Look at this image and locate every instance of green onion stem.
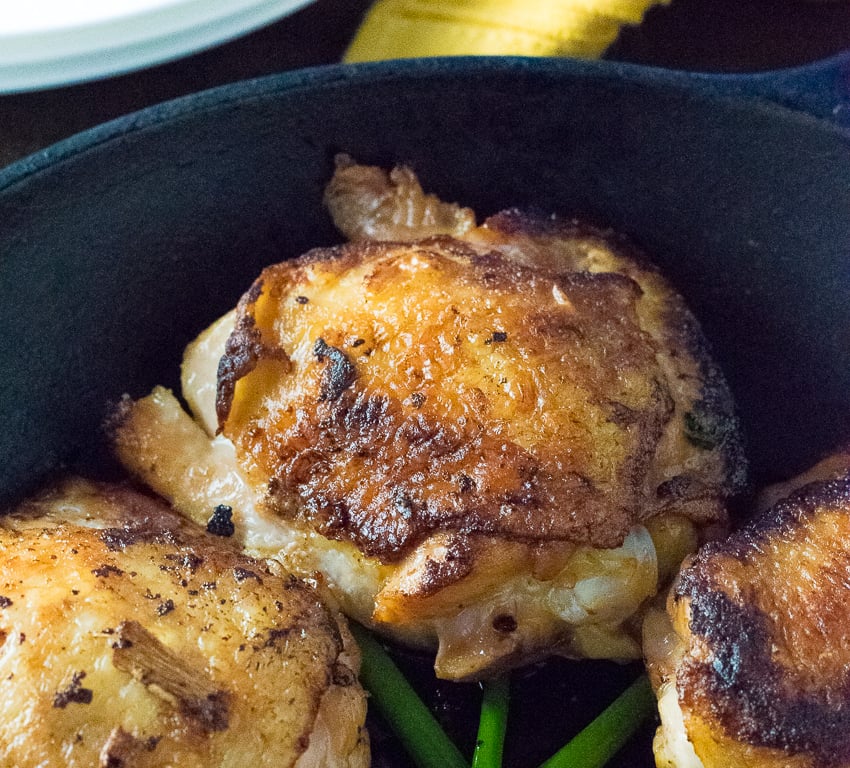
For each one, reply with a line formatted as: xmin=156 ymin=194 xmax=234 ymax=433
xmin=350 ymin=622 xmax=469 ymax=768
xmin=537 ymin=674 xmax=656 ymax=768
xmin=472 ymin=675 xmax=510 ymax=768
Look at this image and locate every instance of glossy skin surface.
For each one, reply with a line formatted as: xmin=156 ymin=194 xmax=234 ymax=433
xmin=0 ymin=478 xmax=368 ymax=768
xmin=221 ymin=238 xmax=677 ymax=558
xmin=222 ymin=160 xmax=742 ymax=558
xmin=647 ymin=451 xmax=850 ymax=768
xmin=113 ymin=160 xmax=743 ymax=679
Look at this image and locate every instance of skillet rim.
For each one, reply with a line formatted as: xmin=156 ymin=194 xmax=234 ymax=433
xmin=1 ymin=54 xmax=849 ymax=194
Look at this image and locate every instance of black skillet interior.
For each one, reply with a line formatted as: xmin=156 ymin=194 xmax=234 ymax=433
xmin=1 ymin=57 xmax=849 ymax=766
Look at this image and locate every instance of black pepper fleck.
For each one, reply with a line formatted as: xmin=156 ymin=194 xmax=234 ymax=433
xmin=92 ymin=564 xmax=124 ymax=578
xmin=233 ymin=567 xmax=261 ymax=583
xmin=157 ymin=599 xmax=175 ymax=616
xmin=295 ymin=295 xmax=309 ymax=305
xmin=53 ymin=672 xmax=94 ymax=708
xmin=207 ymin=505 xmax=235 ymax=537
xmin=0 ymin=596 xmax=12 ymax=608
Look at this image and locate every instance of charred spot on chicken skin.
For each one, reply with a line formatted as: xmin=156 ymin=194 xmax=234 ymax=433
xmin=216 ymin=234 xmax=741 ymax=564
xmin=647 ymin=450 xmax=850 ymax=768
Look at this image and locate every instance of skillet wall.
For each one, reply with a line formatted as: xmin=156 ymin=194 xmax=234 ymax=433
xmin=0 ymin=58 xmax=848 ymax=506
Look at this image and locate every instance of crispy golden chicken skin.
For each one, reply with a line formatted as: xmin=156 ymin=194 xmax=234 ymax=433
xmin=112 ymin=158 xmax=743 ymax=679
xmin=646 ymin=450 xmax=850 ymax=768
xmin=0 ymin=477 xmax=368 ymax=768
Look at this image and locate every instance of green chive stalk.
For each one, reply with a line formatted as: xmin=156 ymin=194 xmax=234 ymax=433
xmin=350 ymin=623 xmax=469 ymax=768
xmin=537 ymin=674 xmax=656 ymax=768
xmin=472 ymin=676 xmax=510 ymax=768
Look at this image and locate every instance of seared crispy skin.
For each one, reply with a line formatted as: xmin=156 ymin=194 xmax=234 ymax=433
xmin=113 ymin=159 xmax=744 ymax=679
xmin=219 ymin=239 xmax=671 ymax=558
xmin=647 ymin=451 xmax=850 ymax=768
xmin=217 ymin=224 xmax=741 ymax=562
xmin=0 ymin=478 xmax=368 ymax=768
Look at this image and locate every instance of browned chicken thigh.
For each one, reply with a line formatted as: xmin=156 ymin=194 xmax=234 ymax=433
xmin=646 ymin=450 xmax=850 ymax=768
xmin=0 ymin=477 xmax=368 ymax=768
xmin=113 ymin=157 xmax=744 ymax=680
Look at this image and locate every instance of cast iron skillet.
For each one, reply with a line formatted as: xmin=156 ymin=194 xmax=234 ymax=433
xmin=0 ymin=56 xmax=849 ymax=766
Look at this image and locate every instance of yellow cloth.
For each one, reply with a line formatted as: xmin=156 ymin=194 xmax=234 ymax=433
xmin=344 ymin=0 xmax=670 ymax=62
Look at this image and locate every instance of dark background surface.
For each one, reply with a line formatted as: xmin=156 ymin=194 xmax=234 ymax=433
xmin=1 ymin=0 xmax=850 ymax=167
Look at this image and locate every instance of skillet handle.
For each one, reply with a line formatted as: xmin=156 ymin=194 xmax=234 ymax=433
xmin=709 ymin=51 xmax=850 ymax=129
